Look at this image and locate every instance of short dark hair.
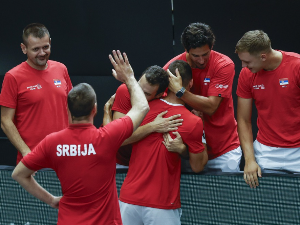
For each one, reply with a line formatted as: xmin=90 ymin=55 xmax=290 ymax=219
xmin=181 ymin=22 xmax=215 ymax=52
xmin=68 ymin=83 xmax=97 ymax=119
xmin=22 ymin=23 xmax=50 ymax=46
xmin=168 ymin=60 xmax=192 ymax=87
xmin=235 ymin=30 xmax=271 ymax=55
xmin=141 ymin=65 xmax=169 ymax=96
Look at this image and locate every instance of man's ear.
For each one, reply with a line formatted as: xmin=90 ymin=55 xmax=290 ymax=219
xmin=67 ymin=108 xmax=72 ymax=124
xmin=92 ymin=103 xmax=97 ymax=116
xmin=261 ymin=53 xmax=267 ymax=61
xmin=188 ymin=79 xmax=193 ymax=90
xmin=20 ymin=43 xmax=27 ymax=54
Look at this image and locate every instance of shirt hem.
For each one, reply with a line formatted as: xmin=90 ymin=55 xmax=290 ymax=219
xmin=119 ymin=198 xmax=181 ymax=209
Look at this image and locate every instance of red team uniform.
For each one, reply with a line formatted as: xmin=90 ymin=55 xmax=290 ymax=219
xmin=22 ymin=117 xmax=133 ymax=225
xmin=120 ymin=99 xmax=204 ymax=209
xmin=237 ymin=51 xmax=300 ymax=147
xmin=164 ymin=51 xmax=240 ymax=159
xmin=112 ymin=84 xmax=132 ymax=115
xmin=112 ymin=84 xmax=134 ymax=166
xmin=112 ymin=85 xmax=204 ymax=209
xmin=0 ymin=60 xmax=72 ymax=164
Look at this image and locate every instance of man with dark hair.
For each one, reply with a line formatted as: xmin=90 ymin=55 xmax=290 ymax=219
xmin=0 ymin=23 xmax=72 ymax=164
xmin=164 ymin=22 xmax=241 ymax=172
xmin=236 ymin=30 xmax=300 ymax=188
xmin=110 ymin=65 xmax=183 ymax=167
xmin=12 ymin=50 xmax=149 ymax=224
xmin=118 ymin=59 xmax=207 ymax=225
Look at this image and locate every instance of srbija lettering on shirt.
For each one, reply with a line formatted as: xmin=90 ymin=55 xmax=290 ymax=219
xmin=56 ymin=144 xmax=96 ymax=156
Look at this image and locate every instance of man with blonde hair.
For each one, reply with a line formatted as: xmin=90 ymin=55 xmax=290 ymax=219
xmin=236 ymin=30 xmax=300 ymax=188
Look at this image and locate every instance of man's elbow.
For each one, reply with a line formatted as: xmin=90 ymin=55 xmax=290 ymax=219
xmin=190 ymin=161 xmax=206 ymax=173
xmin=11 ymin=170 xmax=19 ymax=181
xmin=1 ymin=119 xmax=6 ymax=132
xmin=206 ymin=106 xmax=218 ymax=116
xmin=139 ymin=104 xmax=150 ymax=116
xmin=190 ymin=153 xmax=208 ymax=173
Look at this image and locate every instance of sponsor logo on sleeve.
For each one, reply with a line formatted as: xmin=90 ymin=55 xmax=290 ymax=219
xmin=215 ymin=84 xmax=228 ymax=89
xmin=253 ymin=84 xmax=265 ymax=90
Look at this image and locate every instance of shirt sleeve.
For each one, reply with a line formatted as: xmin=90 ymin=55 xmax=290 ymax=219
xmin=112 ymin=84 xmax=132 ymax=114
xmin=236 ymin=68 xmax=253 ymax=99
xmin=64 ymin=66 xmax=73 ymax=93
xmin=294 ymin=62 xmax=300 ymax=88
xmin=100 ymin=116 xmax=133 ymax=153
xmin=183 ymin=119 xmax=205 ymax=154
xmin=21 ymin=137 xmax=52 ymax=171
xmin=207 ymin=63 xmax=235 ymax=98
xmin=0 ymin=73 xmax=18 ymax=108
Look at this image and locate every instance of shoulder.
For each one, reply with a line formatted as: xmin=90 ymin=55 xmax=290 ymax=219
xmin=103 ymin=116 xmax=133 ymax=133
xmin=180 ymin=112 xmax=203 ymax=136
xmin=6 ymin=62 xmax=28 ymax=77
xmin=183 ymin=111 xmax=202 ymax=125
xmin=281 ymin=51 xmax=300 ymax=65
xmin=164 ymin=52 xmax=186 ymax=69
xmin=148 ymin=98 xmax=163 ymax=107
xmin=116 ymin=84 xmax=130 ymax=97
xmin=47 ymin=60 xmax=67 ymax=68
xmin=48 ymin=60 xmax=68 ymax=69
xmin=210 ymin=50 xmax=234 ymax=68
xmin=117 ymin=83 xmax=128 ymax=92
xmin=238 ymin=67 xmax=254 ymax=80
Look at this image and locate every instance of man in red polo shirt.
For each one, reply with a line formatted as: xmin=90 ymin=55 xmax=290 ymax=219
xmin=164 ymin=22 xmax=241 ymax=172
xmin=11 ymin=50 xmax=149 ymax=225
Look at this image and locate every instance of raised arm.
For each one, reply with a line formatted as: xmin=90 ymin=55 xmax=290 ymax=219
xmin=237 ymin=96 xmax=261 ymax=188
xmin=1 ymin=106 xmax=31 ymax=156
xmin=109 ymin=50 xmax=149 ymax=131
xmin=167 ymin=69 xmax=222 ymax=116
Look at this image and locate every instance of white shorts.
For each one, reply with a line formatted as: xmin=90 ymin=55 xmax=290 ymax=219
xmin=119 ymin=200 xmax=182 ymax=225
xmin=254 ymin=140 xmax=300 ymax=173
xmin=116 ymin=163 xmax=129 ymax=169
xmin=204 ymin=146 xmax=242 ymax=172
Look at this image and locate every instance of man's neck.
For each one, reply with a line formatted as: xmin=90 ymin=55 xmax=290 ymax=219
xmin=71 ymin=116 xmax=94 ymax=124
xmin=264 ymin=49 xmax=283 ymax=71
xmin=26 ymin=60 xmax=48 ymax=70
xmin=163 ymin=92 xmax=185 ymax=105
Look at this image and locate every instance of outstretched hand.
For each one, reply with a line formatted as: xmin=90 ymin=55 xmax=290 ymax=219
xmin=109 ymin=50 xmax=134 ymax=83
xmin=167 ymin=68 xmax=183 ymax=93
